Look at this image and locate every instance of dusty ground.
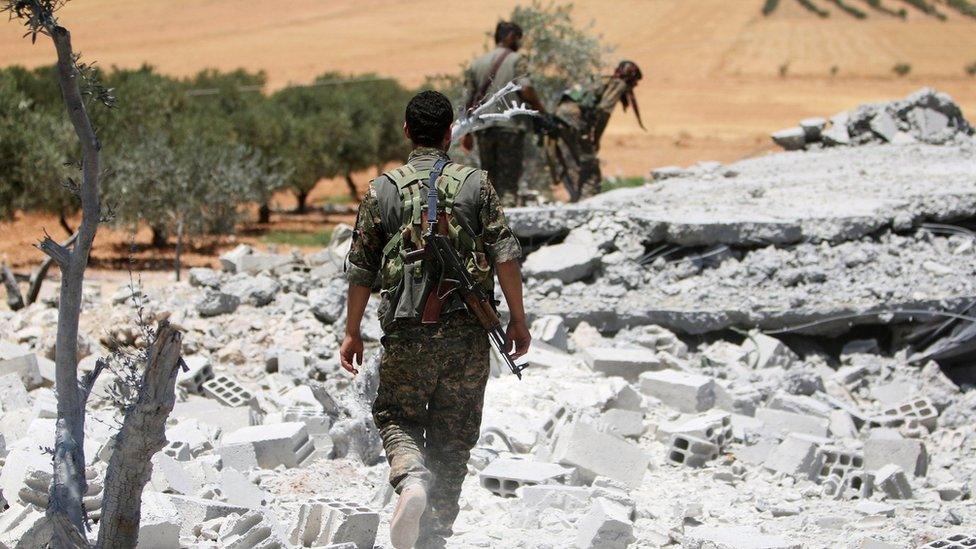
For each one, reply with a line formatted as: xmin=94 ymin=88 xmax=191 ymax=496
xmin=2 ymin=0 xmax=976 ymax=273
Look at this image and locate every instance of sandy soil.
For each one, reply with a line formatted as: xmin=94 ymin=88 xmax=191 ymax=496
xmin=2 ymin=0 xmax=975 ymax=273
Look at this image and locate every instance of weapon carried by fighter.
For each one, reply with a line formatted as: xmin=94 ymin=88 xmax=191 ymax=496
xmin=402 ymin=159 xmax=528 ymax=379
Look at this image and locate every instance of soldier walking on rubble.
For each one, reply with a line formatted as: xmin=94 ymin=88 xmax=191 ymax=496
xmin=461 ymin=21 xmax=549 ymax=207
xmin=339 ymin=90 xmax=531 ymax=549
xmin=546 ymin=60 xmax=645 ymax=201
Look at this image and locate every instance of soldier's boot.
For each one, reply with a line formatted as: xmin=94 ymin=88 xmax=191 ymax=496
xmin=390 ymin=481 xmax=428 ymax=549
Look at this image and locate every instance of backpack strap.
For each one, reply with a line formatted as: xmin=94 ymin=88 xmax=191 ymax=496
xmin=440 ymin=164 xmax=478 ymax=215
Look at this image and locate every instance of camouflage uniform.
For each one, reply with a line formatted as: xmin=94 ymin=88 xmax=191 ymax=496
xmin=464 ymin=47 xmax=533 ymax=207
xmin=346 ymin=147 xmax=521 ymax=549
xmin=550 ymin=77 xmax=631 ymax=200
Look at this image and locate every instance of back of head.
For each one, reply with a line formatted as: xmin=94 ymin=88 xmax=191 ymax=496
xmin=405 ymin=90 xmax=454 ymax=147
xmin=494 ymin=21 xmax=523 ymax=45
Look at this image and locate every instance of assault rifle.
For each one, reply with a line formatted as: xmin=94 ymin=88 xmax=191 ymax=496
xmin=402 ymin=159 xmax=528 ymax=380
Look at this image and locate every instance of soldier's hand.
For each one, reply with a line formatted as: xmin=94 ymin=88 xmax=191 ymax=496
xmin=461 ymin=133 xmax=474 ymax=152
xmin=339 ymin=332 xmax=363 ymax=375
xmin=505 ymin=319 xmax=531 ymax=360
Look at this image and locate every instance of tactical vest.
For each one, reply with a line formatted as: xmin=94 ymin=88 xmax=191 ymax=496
xmin=373 ymin=161 xmax=493 ymax=326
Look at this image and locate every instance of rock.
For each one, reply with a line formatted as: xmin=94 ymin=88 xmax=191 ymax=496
xmin=575 ymin=497 xmax=635 ymax=549
xmin=530 ymin=315 xmax=569 ymax=351
xmin=219 ymin=244 xmax=253 ymax=273
xmin=188 ymin=268 xmax=222 ymax=288
xmin=309 ymin=279 xmax=347 ymax=324
xmin=639 ymin=370 xmax=715 ymax=413
xmin=222 ymin=274 xmax=280 ymax=307
xmin=581 ymin=347 xmax=661 ymax=381
xmin=771 ymin=127 xmax=807 ymax=151
xmin=870 ymin=111 xmax=899 ymax=143
xmin=551 ymin=420 xmax=650 ymax=488
xmin=800 ymin=117 xmax=827 ymax=141
xmin=683 ymin=526 xmax=801 ymax=549
xmin=523 ymin=243 xmax=600 ymax=283
xmin=196 ymin=290 xmax=240 ymax=317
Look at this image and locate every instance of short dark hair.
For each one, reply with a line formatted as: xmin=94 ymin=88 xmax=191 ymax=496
xmin=405 ymin=90 xmax=454 ymax=147
xmin=494 ymin=21 xmax=523 ymax=44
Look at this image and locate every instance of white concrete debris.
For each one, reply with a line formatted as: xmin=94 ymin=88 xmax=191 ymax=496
xmin=2 ymin=103 xmax=975 ymax=547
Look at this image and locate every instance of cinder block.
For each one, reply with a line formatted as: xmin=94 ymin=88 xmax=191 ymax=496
xmin=822 ymin=470 xmax=873 ymax=501
xmin=878 ymin=397 xmax=938 ymax=432
xmin=575 ymin=497 xmax=635 ymax=549
xmin=203 ymin=374 xmax=254 ymax=407
xmin=177 ymin=355 xmax=214 ymax=395
xmin=818 ymin=446 xmax=864 ymax=482
xmin=162 ymin=440 xmax=191 ymax=461
xmin=828 ymin=409 xmax=858 ymax=439
xmin=583 ymin=347 xmax=661 ymax=381
xmin=596 ymin=409 xmax=645 ymax=439
xmin=864 ymin=431 xmax=928 ymax=477
xmin=666 ymin=435 xmax=719 ymax=468
xmin=639 ymin=370 xmax=715 ymax=413
xmin=218 ymin=422 xmax=314 ymax=470
xmin=161 ymin=494 xmax=249 ymax=537
xmin=479 ymin=458 xmax=575 ymax=497
xmin=873 ymin=464 xmax=913 ymax=500
xmin=551 ymin=420 xmax=650 ymax=488
xmin=219 ymin=468 xmax=269 ymax=508
xmin=657 ymin=411 xmax=733 ymax=450
xmin=218 ymin=510 xmax=278 ymax=548
xmin=283 ymin=406 xmax=332 ymax=435
xmin=763 ymin=434 xmax=824 ymax=481
xmin=755 ymin=408 xmax=830 ymax=437
xmin=919 ymin=534 xmax=976 ymax=549
xmin=768 ymin=393 xmax=832 ymax=418
xmin=533 ymin=405 xmax=575 ymax=461
xmin=289 ymin=498 xmax=378 ymax=549
xmin=138 ymin=491 xmax=181 ymax=549
xmin=0 ymin=354 xmax=43 ymax=390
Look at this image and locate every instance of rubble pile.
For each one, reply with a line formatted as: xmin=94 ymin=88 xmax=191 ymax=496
xmin=771 ymin=88 xmax=974 ymax=151
xmin=0 ymin=234 xmax=973 ymax=548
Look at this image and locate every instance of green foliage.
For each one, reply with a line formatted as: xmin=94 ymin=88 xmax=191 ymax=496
xmin=864 ymin=0 xmax=908 ymax=18
xmin=827 ymin=0 xmax=867 ymax=18
xmin=892 ymin=62 xmax=912 ymax=76
xmin=897 ymin=0 xmax=947 ymax=20
xmin=762 ymin=0 xmax=782 ymax=15
xmin=945 ymin=0 xmax=976 ymax=18
xmin=796 ymin=0 xmax=831 ymax=17
xmin=600 ymin=176 xmax=646 ymax=193
xmin=509 ymin=1 xmax=610 ymax=105
xmin=965 ymin=61 xmax=976 ymax=76
xmin=262 ymin=230 xmax=332 ymax=247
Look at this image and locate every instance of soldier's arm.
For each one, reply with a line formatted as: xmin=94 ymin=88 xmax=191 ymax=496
xmin=341 ymin=186 xmax=385 ymax=374
xmin=479 ymin=176 xmax=530 ymax=356
xmin=513 ymin=55 xmax=547 ymax=115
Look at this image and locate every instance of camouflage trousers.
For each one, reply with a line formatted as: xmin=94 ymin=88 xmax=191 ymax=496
xmin=476 ymin=127 xmax=525 ymax=207
xmin=547 ymin=127 xmax=602 ymax=201
xmin=372 ymin=316 xmax=490 ymax=549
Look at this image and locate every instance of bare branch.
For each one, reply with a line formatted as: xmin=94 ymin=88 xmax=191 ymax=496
xmin=78 ymin=358 xmax=107 ymax=403
xmin=36 ymin=229 xmax=73 ymax=268
xmin=1 ymin=261 xmax=25 ymax=311
xmin=27 ymin=231 xmax=78 ymax=305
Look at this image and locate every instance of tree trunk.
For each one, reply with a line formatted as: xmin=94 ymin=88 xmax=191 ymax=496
xmin=94 ymin=323 xmax=183 ymax=549
xmin=150 ymin=226 xmax=167 ymax=248
xmin=59 ymin=208 xmax=75 ymax=236
xmin=1 ymin=262 xmax=25 ymax=311
xmin=258 ymin=202 xmax=271 ymax=224
xmin=295 ymin=189 xmax=309 ymax=214
xmin=174 ymin=220 xmax=184 ymax=282
xmin=344 ymin=172 xmax=360 ymax=202
xmin=44 ymin=23 xmax=103 ymax=546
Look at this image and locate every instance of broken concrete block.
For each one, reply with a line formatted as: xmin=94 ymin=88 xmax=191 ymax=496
xmin=523 ymin=242 xmax=600 ymax=283
xmin=138 ymin=491 xmax=182 ymax=549
xmin=582 ymin=347 xmax=661 ymax=381
xmin=522 ymin=341 xmax=576 ymax=371
xmin=873 ymin=464 xmax=912 ymax=499
xmin=870 ymin=111 xmax=899 ymax=142
xmin=683 ymin=526 xmax=801 ymax=549
xmin=754 ymin=408 xmax=830 ymax=437
xmin=162 ymin=440 xmax=192 ymax=461
xmin=222 ymin=274 xmax=280 ymax=306
xmin=163 ymin=494 xmax=250 ymax=537
xmin=0 ymin=503 xmax=52 ymax=549
xmin=219 ymin=244 xmax=253 ymax=272
xmin=879 ymin=397 xmax=938 ymax=432
xmin=289 ymin=498 xmax=379 ymax=549
xmin=218 ymin=422 xmax=314 ymax=470
xmin=202 ymin=374 xmax=254 ymax=407
xmin=764 ymin=434 xmax=824 ymax=481
xmin=771 ymin=127 xmax=807 ymax=151
xmin=219 ymin=468 xmax=269 ymax=508
xmin=551 ymin=420 xmax=649 ymax=488
xmin=283 ymin=407 xmax=331 ymax=435
xmin=575 ymin=497 xmax=635 ymax=549
xmin=742 ymin=332 xmax=797 ymax=369
xmin=639 ymin=370 xmax=715 ymax=413
xmin=768 ymin=393 xmax=832 ymax=418
xmin=596 ymin=408 xmax=645 ymax=439
xmin=150 ymin=453 xmax=202 ymax=495
xmin=196 ymin=290 xmax=241 ymax=317
xmin=277 ymin=351 xmax=307 ymax=380
xmin=855 ymin=501 xmax=895 ymax=517
xmin=530 ymin=315 xmax=568 ymax=351
xmin=218 ymin=510 xmax=280 ymax=548
xmin=666 ymin=434 xmax=719 ymax=468
xmin=818 ymin=446 xmax=864 ymax=481
xmin=828 ymin=409 xmax=858 ymax=439
xmin=607 ymin=383 xmax=644 ymax=412
xmin=864 ymin=431 xmax=928 ymax=477
xmin=800 ymin=117 xmax=827 ymax=141
xmin=188 ymin=267 xmax=221 ymax=288
xmin=518 ymin=484 xmax=591 ymax=509
xmin=0 ymin=373 xmax=31 ymax=413
xmin=479 ymin=458 xmax=575 ymax=497
xmin=657 ymin=411 xmax=732 ymax=450
xmin=919 ymin=534 xmax=976 ymax=549
xmin=236 ymin=252 xmax=292 ymax=275
xmin=0 ymin=354 xmax=42 ymax=390
xmin=177 ymin=355 xmax=214 ymax=395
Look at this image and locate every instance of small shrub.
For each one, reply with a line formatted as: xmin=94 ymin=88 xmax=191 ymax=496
xmin=965 ymin=61 xmax=976 ymax=76
xmin=830 ymin=65 xmax=840 ymax=76
xmin=779 ymin=62 xmax=790 ymax=78
xmin=762 ymin=0 xmax=781 ymax=15
xmin=892 ymin=62 xmax=912 ymax=76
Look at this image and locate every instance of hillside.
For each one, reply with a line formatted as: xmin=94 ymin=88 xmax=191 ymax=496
xmin=1 ymin=0 xmax=975 ymax=175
